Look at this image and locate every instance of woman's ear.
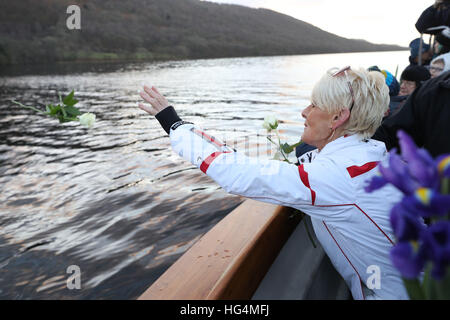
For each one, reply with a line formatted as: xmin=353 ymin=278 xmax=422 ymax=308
xmin=331 ymin=108 xmax=350 ymax=130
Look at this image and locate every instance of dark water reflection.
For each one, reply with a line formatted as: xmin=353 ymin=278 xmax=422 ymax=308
xmin=0 ymin=51 xmax=408 ymax=299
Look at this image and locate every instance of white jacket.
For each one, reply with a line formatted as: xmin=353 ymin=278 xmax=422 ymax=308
xmin=169 ymin=121 xmax=409 ymax=300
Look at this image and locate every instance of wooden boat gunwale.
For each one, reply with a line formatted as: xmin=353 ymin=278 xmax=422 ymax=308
xmin=138 ymin=199 xmax=302 ymax=300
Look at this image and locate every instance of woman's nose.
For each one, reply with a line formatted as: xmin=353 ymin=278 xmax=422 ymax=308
xmin=301 ymin=105 xmax=311 ymax=119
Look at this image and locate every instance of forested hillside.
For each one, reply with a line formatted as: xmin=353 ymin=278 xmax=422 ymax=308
xmin=0 ymin=0 xmax=404 ymax=65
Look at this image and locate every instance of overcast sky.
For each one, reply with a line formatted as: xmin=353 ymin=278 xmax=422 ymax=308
xmin=202 ymin=0 xmax=434 ymax=47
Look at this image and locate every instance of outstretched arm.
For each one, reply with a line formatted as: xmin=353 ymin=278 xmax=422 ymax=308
xmin=138 ymin=86 xmax=352 ymax=220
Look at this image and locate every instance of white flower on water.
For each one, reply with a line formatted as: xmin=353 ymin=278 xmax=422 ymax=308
xmin=262 ymin=115 xmax=278 ymax=131
xmin=79 ymin=113 xmax=96 ymax=128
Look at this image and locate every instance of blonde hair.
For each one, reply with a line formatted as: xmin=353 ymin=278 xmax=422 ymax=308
xmin=311 ymin=67 xmax=389 ymax=139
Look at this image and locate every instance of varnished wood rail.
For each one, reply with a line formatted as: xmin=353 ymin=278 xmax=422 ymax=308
xmin=138 ymin=199 xmax=301 ymax=300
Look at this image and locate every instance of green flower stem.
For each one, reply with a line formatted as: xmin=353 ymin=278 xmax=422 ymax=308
xmin=266 ymin=136 xmax=277 ymax=146
xmin=11 ymin=100 xmax=47 ymax=115
xmin=275 ymin=130 xmax=291 ymax=163
xmin=290 ymin=140 xmax=304 ymax=149
xmin=442 ymin=178 xmax=449 ymax=195
xmin=402 ymin=278 xmax=426 ymax=300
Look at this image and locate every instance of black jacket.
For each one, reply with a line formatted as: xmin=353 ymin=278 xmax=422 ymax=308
xmin=416 ymin=2 xmax=450 ymax=33
xmin=373 ymin=71 xmax=450 ymax=157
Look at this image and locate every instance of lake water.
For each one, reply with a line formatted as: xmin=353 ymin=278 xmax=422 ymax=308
xmin=0 ymin=50 xmax=409 ymax=299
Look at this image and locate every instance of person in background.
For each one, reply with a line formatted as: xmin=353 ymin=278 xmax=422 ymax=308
xmin=429 ymin=52 xmax=450 ymax=77
xmin=435 ymin=26 xmax=450 ymax=54
xmin=373 ymin=70 xmax=450 ymax=158
xmin=408 ymin=38 xmax=433 ymax=66
xmin=415 ymin=0 xmax=450 ymax=34
xmin=368 ymin=66 xmax=400 ymax=116
xmin=390 ymin=65 xmax=431 ymax=114
xmin=433 ymin=39 xmax=450 ymax=58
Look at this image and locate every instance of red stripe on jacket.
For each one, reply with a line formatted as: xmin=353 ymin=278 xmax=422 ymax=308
xmin=315 ymin=204 xmax=395 ymax=245
xmin=346 ymin=161 xmax=379 ymax=178
xmin=192 ymin=129 xmax=225 ymax=148
xmin=298 ymin=164 xmax=316 ymax=205
xmin=200 ymin=152 xmax=232 ymax=174
xmin=323 ymin=221 xmax=366 ymax=300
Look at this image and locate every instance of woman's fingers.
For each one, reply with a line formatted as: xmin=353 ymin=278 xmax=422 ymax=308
xmin=140 ymin=91 xmax=155 ymax=104
xmin=143 ymin=85 xmax=157 ymax=98
xmin=152 ymin=86 xmax=161 ymax=94
xmin=139 ymin=91 xmax=159 ymax=115
xmin=144 ymin=85 xmax=168 ymax=108
xmin=139 ymin=85 xmax=170 ymax=115
xmin=138 ymin=103 xmax=157 ymax=116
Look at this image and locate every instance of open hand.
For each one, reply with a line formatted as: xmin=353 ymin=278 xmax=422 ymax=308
xmin=138 ymin=85 xmax=169 ymax=116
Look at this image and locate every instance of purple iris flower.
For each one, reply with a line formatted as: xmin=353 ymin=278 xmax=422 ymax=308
xmin=367 ymin=149 xmax=420 ymax=195
xmin=397 ymin=131 xmax=440 ymax=190
xmin=390 ymin=202 xmax=426 ymax=242
xmin=365 ymin=131 xmax=444 ymax=195
xmin=365 ymin=130 xmax=450 ymax=283
xmin=364 ymin=174 xmax=388 ymax=193
xmin=390 ymin=241 xmax=427 ymax=279
xmin=410 ymin=189 xmax=450 ymax=217
xmin=421 ymin=221 xmax=450 ymax=279
xmin=436 ymin=155 xmax=450 ymax=178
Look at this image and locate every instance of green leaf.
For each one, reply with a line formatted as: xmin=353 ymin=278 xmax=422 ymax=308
xmin=62 ymin=90 xmax=74 ymax=104
xmin=60 ymin=117 xmax=76 ymax=123
xmin=64 ymin=105 xmax=82 ymax=117
xmin=67 ymin=98 xmax=79 ymax=107
xmin=423 ymin=262 xmax=437 ymax=299
xmin=269 ymin=122 xmax=278 ymax=130
xmin=47 ymin=104 xmax=61 ymax=116
xmin=281 ymin=142 xmax=294 ymax=155
xmin=442 ymin=178 xmax=449 ymax=195
xmin=62 ymin=90 xmax=78 ymax=107
xmin=435 ymin=266 xmax=450 ymax=300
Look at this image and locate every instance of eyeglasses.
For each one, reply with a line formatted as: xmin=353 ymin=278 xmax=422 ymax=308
xmin=429 ymin=66 xmax=444 ymax=73
xmin=332 ymin=66 xmax=355 ymax=112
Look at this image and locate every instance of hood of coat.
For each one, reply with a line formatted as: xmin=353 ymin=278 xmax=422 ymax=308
xmin=431 ymin=52 xmax=450 ymax=73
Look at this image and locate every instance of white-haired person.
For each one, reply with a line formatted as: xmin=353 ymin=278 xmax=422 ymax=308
xmin=429 ymin=52 xmax=450 ymax=78
xmin=138 ymin=67 xmax=409 ymax=300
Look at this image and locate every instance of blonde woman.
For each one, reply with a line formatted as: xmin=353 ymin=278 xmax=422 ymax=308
xmin=138 ymin=67 xmax=409 ymax=300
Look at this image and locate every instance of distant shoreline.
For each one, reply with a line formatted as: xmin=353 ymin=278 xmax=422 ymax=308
xmin=1 ymin=48 xmax=408 ymax=68
xmin=0 ymin=49 xmax=409 ymax=77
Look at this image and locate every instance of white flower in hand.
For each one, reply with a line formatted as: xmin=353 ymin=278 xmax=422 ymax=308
xmin=273 ymin=151 xmax=283 ymax=161
xmin=262 ymin=115 xmax=278 ymax=131
xmin=79 ymin=113 xmax=96 ymax=128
